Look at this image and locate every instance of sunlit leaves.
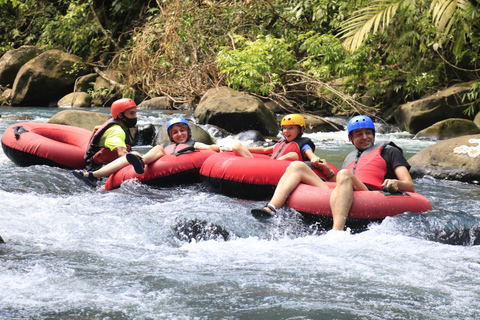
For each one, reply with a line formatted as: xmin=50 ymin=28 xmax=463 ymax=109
xmin=216 ymin=35 xmax=296 ymax=95
xmin=339 ymin=0 xmax=400 ymax=52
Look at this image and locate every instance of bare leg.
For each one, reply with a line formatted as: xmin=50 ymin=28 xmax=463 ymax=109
xmin=269 ymin=161 xmax=328 ymax=209
xmin=91 ymin=156 xmax=130 ymax=178
xmin=232 ymin=142 xmax=254 ymax=158
xmin=329 ymin=169 xmax=368 ymax=230
xmin=141 ymin=145 xmax=166 ymax=164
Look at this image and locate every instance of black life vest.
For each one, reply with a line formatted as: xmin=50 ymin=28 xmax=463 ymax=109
xmin=84 ymin=119 xmax=133 ymax=170
xmin=270 ymin=137 xmax=315 ymax=161
xmin=164 ymin=140 xmax=197 ymax=156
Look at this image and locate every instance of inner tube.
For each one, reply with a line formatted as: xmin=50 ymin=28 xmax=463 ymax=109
xmin=286 ymin=182 xmax=433 ymax=230
xmin=1 ymin=122 xmax=91 ymax=169
xmin=200 ymin=152 xmax=338 ymax=200
xmin=104 ymin=149 xmax=217 ymax=190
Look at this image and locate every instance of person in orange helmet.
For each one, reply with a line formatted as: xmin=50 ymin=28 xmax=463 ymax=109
xmin=83 ymin=98 xmax=138 ymax=171
xmin=231 ymin=114 xmax=323 ymax=164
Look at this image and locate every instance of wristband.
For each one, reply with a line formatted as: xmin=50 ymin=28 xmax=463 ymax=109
xmin=325 ymin=169 xmax=335 ymax=179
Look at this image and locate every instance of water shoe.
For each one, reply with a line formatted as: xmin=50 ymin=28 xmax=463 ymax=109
xmin=72 ymin=170 xmax=98 ymax=188
xmin=126 ymin=153 xmax=145 ymax=174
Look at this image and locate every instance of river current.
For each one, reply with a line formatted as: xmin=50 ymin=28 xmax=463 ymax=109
xmin=0 ymin=107 xmax=479 ymax=319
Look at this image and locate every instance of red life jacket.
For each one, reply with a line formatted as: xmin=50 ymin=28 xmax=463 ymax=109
xmin=270 ymin=137 xmax=315 ymax=161
xmin=164 ymin=140 xmax=196 ymax=155
xmin=84 ymin=119 xmax=133 ymax=170
xmin=343 ymin=141 xmax=390 ymax=190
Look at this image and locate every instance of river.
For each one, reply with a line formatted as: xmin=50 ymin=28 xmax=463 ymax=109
xmin=0 ymin=107 xmax=479 ymax=319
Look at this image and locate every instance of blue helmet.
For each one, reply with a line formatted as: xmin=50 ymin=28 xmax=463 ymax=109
xmin=347 ymin=115 xmax=375 ymax=136
xmin=166 ymin=117 xmax=191 ymax=142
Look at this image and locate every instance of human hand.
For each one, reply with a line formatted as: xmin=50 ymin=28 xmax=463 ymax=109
xmin=311 ymin=157 xmax=326 ymax=168
xmin=382 ymin=179 xmax=399 ymax=193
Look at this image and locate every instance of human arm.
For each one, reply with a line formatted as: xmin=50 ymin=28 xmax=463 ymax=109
xmin=247 ymin=146 xmax=274 ymax=155
xmin=194 ymin=142 xmax=235 ymax=152
xmin=103 ymin=126 xmax=128 ymax=157
xmin=276 ymin=152 xmax=300 ymax=161
xmin=116 ymin=146 xmax=129 ymax=157
xmin=382 ymin=166 xmax=415 ymax=193
xmin=308 ymin=150 xmax=336 ymax=181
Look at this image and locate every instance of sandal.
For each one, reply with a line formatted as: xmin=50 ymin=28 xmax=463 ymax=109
xmin=251 ymin=204 xmax=277 ymax=219
xmin=72 ymin=170 xmax=98 ymax=188
xmin=126 ymin=153 xmax=145 ymax=174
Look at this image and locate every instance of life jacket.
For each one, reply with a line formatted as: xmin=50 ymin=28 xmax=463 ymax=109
xmin=164 ymin=140 xmax=197 ymax=156
xmin=342 ymin=141 xmax=398 ymax=190
xmin=270 ymin=137 xmax=315 ymax=161
xmin=84 ymin=119 xmax=133 ymax=171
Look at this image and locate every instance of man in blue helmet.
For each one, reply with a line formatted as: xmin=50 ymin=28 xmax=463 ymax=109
xmin=251 ymin=115 xmax=415 ymax=231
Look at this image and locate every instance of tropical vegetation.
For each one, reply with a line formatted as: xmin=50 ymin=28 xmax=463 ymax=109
xmin=0 ymin=0 xmax=479 ymax=117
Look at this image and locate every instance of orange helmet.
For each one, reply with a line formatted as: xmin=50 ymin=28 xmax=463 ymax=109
xmin=111 ymin=98 xmax=137 ymax=119
xmin=281 ymin=114 xmax=306 ymax=131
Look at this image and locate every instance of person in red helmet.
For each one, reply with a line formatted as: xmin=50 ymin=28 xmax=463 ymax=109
xmin=73 ymin=116 xmax=227 ymax=188
xmin=83 ymin=98 xmax=138 ymax=171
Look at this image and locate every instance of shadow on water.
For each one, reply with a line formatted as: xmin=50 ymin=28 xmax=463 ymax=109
xmin=173 ymin=218 xmax=231 ymax=242
xmin=171 ymin=208 xmax=480 ymax=246
xmin=382 ymin=210 xmax=480 ymax=246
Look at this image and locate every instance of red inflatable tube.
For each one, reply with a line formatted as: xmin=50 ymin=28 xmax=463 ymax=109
xmin=200 ymin=152 xmax=338 ymax=200
xmin=286 ymin=182 xmax=432 ymax=228
xmin=1 ymin=122 xmax=91 ymax=169
xmin=104 ymin=150 xmax=217 ymax=190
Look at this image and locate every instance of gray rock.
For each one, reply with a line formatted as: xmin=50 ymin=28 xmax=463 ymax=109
xmin=74 ymin=73 xmax=97 ymax=92
xmin=302 ymin=114 xmax=343 ymax=133
xmin=194 ymin=87 xmax=279 ymax=136
xmin=394 ymin=84 xmax=473 ymax=134
xmin=474 ymin=112 xmax=480 ymax=129
xmin=0 ymin=45 xmax=46 ymax=87
xmin=138 ymin=97 xmax=173 ymax=110
xmin=11 ymin=50 xmax=88 ymax=106
xmin=414 ymin=118 xmax=480 ymax=140
xmin=58 ymin=92 xmax=92 ymax=108
xmin=48 ymin=109 xmax=110 ymax=131
xmin=408 ymin=134 xmax=480 ymax=183
xmin=234 ymin=130 xmax=265 ymax=142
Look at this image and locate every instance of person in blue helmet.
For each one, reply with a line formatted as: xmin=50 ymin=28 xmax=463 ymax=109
xmin=251 ymin=115 xmax=415 ymax=231
xmin=73 ymin=116 xmax=225 ymax=187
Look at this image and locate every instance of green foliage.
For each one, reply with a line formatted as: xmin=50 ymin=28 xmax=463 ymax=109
xmin=87 ymin=85 xmax=114 ymax=105
xmin=216 ymin=35 xmax=296 ymax=95
xmin=37 ymin=1 xmax=109 ymax=59
xmin=463 ymin=81 xmax=480 ymax=117
xmin=1 ymin=0 xmax=479 ymax=114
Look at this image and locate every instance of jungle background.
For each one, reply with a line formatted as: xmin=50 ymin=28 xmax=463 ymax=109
xmin=1 ymin=0 xmax=479 ymax=119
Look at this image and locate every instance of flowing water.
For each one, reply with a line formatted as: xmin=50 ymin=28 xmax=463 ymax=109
xmin=0 ymin=107 xmax=479 ymax=320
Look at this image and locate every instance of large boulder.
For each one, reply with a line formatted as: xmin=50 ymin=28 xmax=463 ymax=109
xmin=74 ymin=73 xmax=97 ymax=92
xmin=58 ymin=92 xmax=92 ymax=108
xmin=138 ymin=97 xmax=173 ymax=110
xmin=48 ymin=109 xmax=110 ymax=131
xmin=394 ymin=84 xmax=473 ymax=134
xmin=302 ymin=114 xmax=343 ymax=133
xmin=414 ymin=118 xmax=480 ymax=140
xmin=194 ymin=87 xmax=279 ymax=136
xmin=11 ymin=50 xmax=88 ymax=106
xmin=408 ymin=134 xmax=480 ymax=183
xmin=153 ymin=120 xmax=215 ymax=147
xmin=0 ymin=46 xmax=46 ymax=87
xmin=474 ymin=112 xmax=480 ymax=128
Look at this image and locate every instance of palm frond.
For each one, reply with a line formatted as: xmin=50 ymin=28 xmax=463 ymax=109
xmin=430 ymin=0 xmax=477 ymax=55
xmin=431 ymin=0 xmax=476 ymax=30
xmin=338 ymin=0 xmax=400 ymax=52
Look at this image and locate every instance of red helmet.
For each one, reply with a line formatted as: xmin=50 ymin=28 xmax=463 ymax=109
xmin=111 ymin=98 xmax=137 ymax=119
